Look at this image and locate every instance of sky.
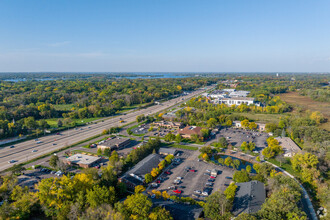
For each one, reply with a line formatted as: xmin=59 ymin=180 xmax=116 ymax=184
xmin=0 ymin=0 xmax=330 ymax=72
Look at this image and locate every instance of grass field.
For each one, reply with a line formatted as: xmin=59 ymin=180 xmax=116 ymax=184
xmin=232 ymin=112 xmax=285 ymax=124
xmin=280 ymin=92 xmax=330 ymax=131
xmin=44 ymin=117 xmax=102 ymax=128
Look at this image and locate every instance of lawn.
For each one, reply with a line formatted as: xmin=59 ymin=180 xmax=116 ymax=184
xmin=44 ymin=117 xmax=102 ymax=128
xmin=232 ymin=112 xmax=284 ymax=124
xmin=162 ymin=143 xmax=198 ymax=151
xmin=280 ymin=92 xmax=330 ymax=131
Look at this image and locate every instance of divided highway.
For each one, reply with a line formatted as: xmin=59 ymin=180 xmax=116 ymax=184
xmin=0 ymin=85 xmax=214 ymax=171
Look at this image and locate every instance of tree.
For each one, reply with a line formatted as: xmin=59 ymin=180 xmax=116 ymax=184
xmin=201 ymin=128 xmax=210 ymax=139
xmin=149 ymin=207 xmax=173 ymax=220
xmin=248 ymin=142 xmax=255 ymax=151
xmin=233 ymin=159 xmax=241 ymax=170
xmin=136 ymin=114 xmax=145 ymax=122
xmin=97 ymin=148 xmax=103 ymax=155
xmin=175 ymin=134 xmax=182 ymax=143
xmin=262 ymin=147 xmax=275 ymax=159
xmin=224 ymin=183 xmax=237 ymax=200
xmin=164 ymin=132 xmax=175 ymax=142
xmin=145 ymin=173 xmax=153 ymax=184
xmin=241 ymin=119 xmax=249 ymax=128
xmin=218 ymin=137 xmax=228 ymax=148
xmin=124 ymin=193 xmax=152 ymax=219
xmin=86 ymin=185 xmax=116 ymax=208
xmin=49 ymin=155 xmax=59 ymax=168
xmin=224 ymin=157 xmax=233 ymax=167
xmin=80 ymin=204 xmax=124 ymax=220
xmin=291 ymin=153 xmax=319 ymax=172
xmin=233 ymin=170 xmax=250 ymax=183
xmin=207 ymin=118 xmax=218 ymax=128
xmin=204 ymin=191 xmax=232 ymax=220
xmin=218 ymin=158 xmax=224 ymax=165
xmin=54 ymin=118 xmax=62 ymax=127
xmin=276 ymin=155 xmax=286 ymax=167
xmin=241 ymin=141 xmax=248 ymax=151
xmin=248 ymin=122 xmax=257 ymax=130
xmin=246 ymin=165 xmax=252 ymax=173
xmin=135 ymin=185 xmax=146 ymax=193
xmin=103 ymin=148 xmax=111 ymax=157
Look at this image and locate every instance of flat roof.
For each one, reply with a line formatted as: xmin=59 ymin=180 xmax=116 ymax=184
xmin=221 ymin=97 xmax=255 ymax=101
xmin=98 ymin=137 xmax=130 ymax=147
xmin=66 ymin=153 xmax=100 ymax=165
xmin=159 ymin=147 xmax=178 ymax=155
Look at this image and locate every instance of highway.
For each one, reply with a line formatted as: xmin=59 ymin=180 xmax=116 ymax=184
xmin=0 ymin=85 xmax=214 ymax=171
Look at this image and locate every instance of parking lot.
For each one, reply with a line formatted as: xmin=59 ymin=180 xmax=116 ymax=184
xmin=150 ymin=149 xmax=234 ymax=200
xmin=215 ymin=127 xmax=269 ymax=152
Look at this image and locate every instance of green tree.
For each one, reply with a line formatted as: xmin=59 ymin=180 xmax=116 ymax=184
xmin=49 ymin=155 xmax=59 ymax=169
xmin=149 ymin=207 xmax=173 ymax=220
xmin=224 ymin=183 xmax=237 ymax=200
xmin=86 ymin=185 xmax=116 ymax=208
xmin=204 ymin=191 xmax=232 ymax=220
xmin=207 ymin=118 xmax=218 ymax=128
xmin=224 ymin=157 xmax=233 ymax=167
xmin=145 ymin=173 xmax=153 ymax=184
xmin=233 ymin=170 xmax=250 ymax=182
xmin=175 ymin=134 xmax=182 ymax=143
xmin=241 ymin=119 xmax=250 ymax=129
xmin=218 ymin=137 xmax=228 ymax=148
xmin=246 ymin=165 xmax=252 ymax=173
xmin=97 ymin=148 xmax=103 ymax=155
xmin=233 ymin=159 xmax=241 ymax=170
xmin=135 ymin=185 xmax=146 ymax=194
xmin=124 ymin=193 xmax=152 ymax=219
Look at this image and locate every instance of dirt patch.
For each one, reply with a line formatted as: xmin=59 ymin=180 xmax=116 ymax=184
xmin=280 ymin=92 xmax=330 ymax=131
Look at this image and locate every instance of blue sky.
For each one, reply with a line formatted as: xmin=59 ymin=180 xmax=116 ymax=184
xmin=0 ymin=0 xmax=330 ymax=72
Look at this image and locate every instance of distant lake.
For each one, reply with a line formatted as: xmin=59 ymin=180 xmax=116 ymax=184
xmin=2 ymin=73 xmax=197 ymax=82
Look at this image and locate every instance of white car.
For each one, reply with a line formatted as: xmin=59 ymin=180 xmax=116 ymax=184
xmin=194 ymin=190 xmax=201 ymax=194
xmin=177 ymin=176 xmax=183 ymax=180
xmin=202 ymin=191 xmax=209 ymax=196
xmin=206 ymin=169 xmax=211 ymax=173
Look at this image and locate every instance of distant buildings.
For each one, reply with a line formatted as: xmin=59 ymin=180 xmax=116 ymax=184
xmin=233 ymin=121 xmax=242 ymax=128
xmin=275 ymin=137 xmax=302 ymax=157
xmin=119 ymin=153 xmax=163 ymax=190
xmin=153 ymin=121 xmax=183 ymax=129
xmin=256 ymin=123 xmax=266 ymax=132
xmin=232 ymin=181 xmax=266 ymax=216
xmin=178 ymin=126 xmax=203 ymax=138
xmin=65 ymin=153 xmax=101 ymax=168
xmin=207 ymin=89 xmax=255 ymax=106
xmin=97 ymin=137 xmax=131 ymax=151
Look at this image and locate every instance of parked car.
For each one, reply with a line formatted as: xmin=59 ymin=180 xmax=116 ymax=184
xmin=225 ymin=176 xmax=232 ymax=179
xmin=206 ymin=182 xmax=214 ymax=186
xmin=177 ymin=176 xmax=183 ymax=180
xmin=208 ymin=179 xmax=215 ymax=182
xmin=210 ymin=175 xmax=216 ymax=179
xmin=206 ymin=169 xmax=211 ymax=173
xmin=189 ymin=169 xmax=196 ymax=172
xmin=194 ymin=190 xmax=201 ymax=194
xmin=173 ymin=190 xmax=182 ymax=194
xmin=164 ymin=171 xmax=171 ymax=175
xmin=204 ymin=172 xmax=210 ymax=176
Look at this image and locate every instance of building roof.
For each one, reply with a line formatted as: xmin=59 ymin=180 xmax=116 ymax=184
xmin=159 ymin=148 xmax=178 ymax=155
xmin=66 ymin=154 xmax=100 ymax=166
xmin=233 ymin=180 xmax=266 ymax=216
xmin=275 ymin=137 xmax=302 ymax=155
xmin=122 ymin=153 xmax=163 ymax=181
xmin=178 ymin=126 xmax=203 ymax=136
xmin=221 ymin=97 xmax=255 ymax=101
xmin=98 ymin=137 xmax=130 ymax=148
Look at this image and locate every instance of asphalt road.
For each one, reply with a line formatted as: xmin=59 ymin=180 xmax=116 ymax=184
xmin=0 ymin=85 xmax=214 ymax=171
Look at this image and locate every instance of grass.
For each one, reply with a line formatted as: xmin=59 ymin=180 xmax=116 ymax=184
xmin=232 ymin=112 xmax=284 ymax=124
xmin=280 ymin=92 xmax=330 ymax=131
xmin=267 ymin=158 xmax=301 ymax=177
xmin=165 ymin=143 xmax=198 ymax=151
xmin=44 ymin=117 xmax=102 ymax=128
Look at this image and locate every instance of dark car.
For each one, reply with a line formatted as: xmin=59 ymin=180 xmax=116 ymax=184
xmin=225 ymin=176 xmax=232 ymax=179
xmin=208 ymin=179 xmax=215 ymax=182
xmin=10 ymin=145 xmax=15 ymax=148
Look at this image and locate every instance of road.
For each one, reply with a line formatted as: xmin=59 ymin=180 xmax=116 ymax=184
xmin=0 ymin=85 xmax=214 ymax=171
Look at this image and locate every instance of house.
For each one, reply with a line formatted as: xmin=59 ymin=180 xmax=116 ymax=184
xmin=232 ymin=181 xmax=266 ymax=216
xmin=119 ymin=153 xmax=163 ymax=190
xmin=275 ymin=137 xmax=302 ymax=157
xmin=97 ymin=137 xmax=130 ymax=151
xmin=256 ymin=123 xmax=266 ymax=132
xmin=65 ymin=153 xmax=101 ymax=168
xmin=233 ymin=121 xmax=242 ymax=128
xmin=153 ymin=121 xmax=183 ymax=129
xmin=178 ymin=126 xmax=203 ymax=139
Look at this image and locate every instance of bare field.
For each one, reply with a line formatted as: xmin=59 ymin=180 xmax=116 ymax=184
xmin=280 ymin=92 xmax=330 ymax=131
